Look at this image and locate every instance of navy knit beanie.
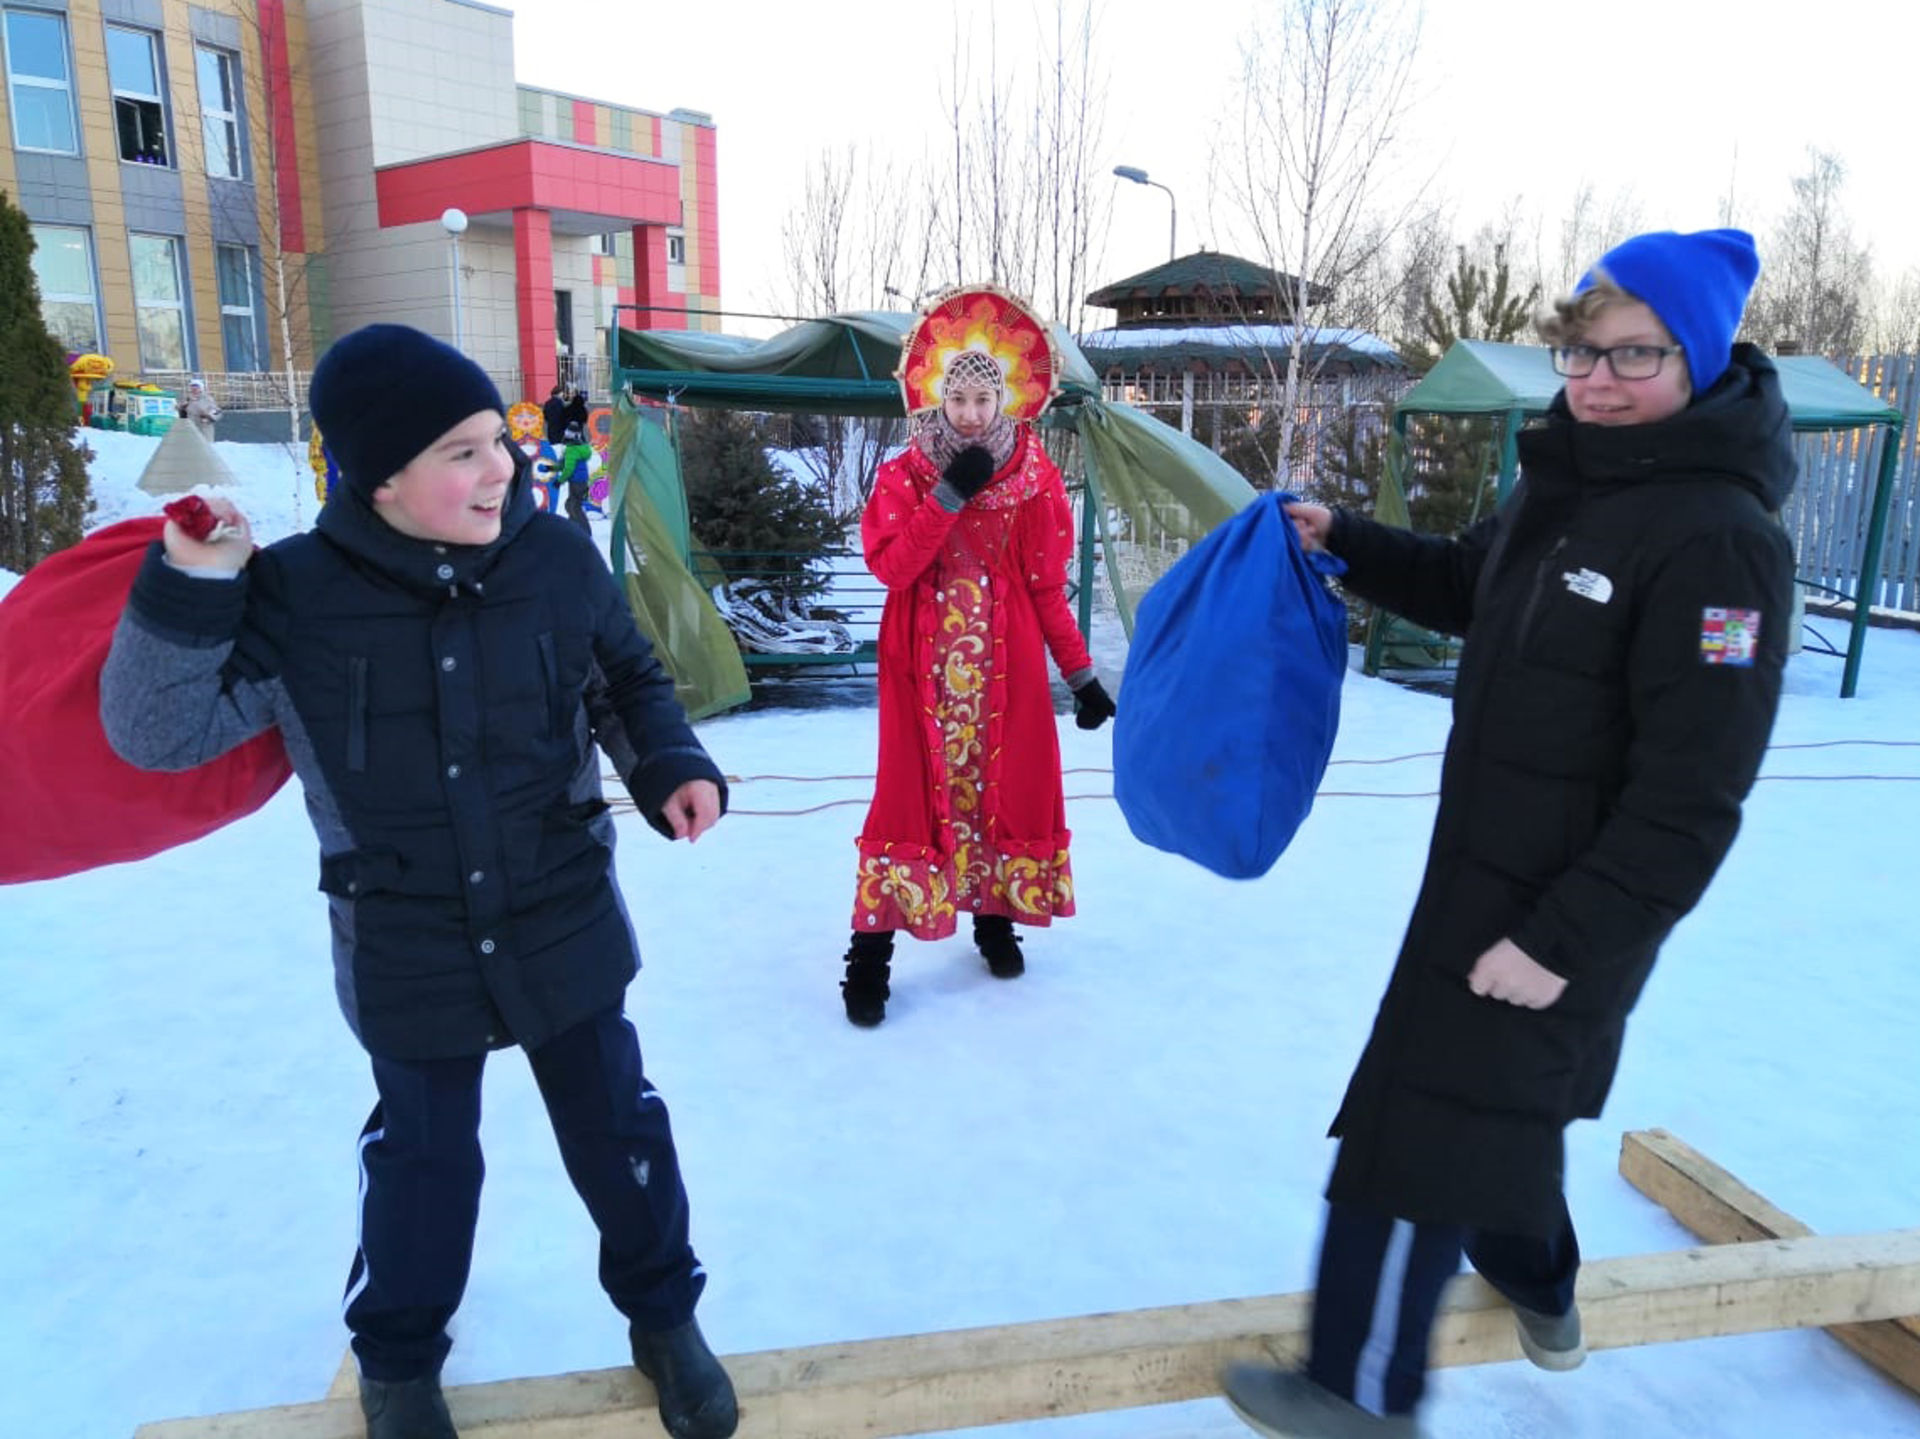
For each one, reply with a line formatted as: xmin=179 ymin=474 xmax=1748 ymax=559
xmin=1578 ymin=228 xmax=1760 ymax=395
xmin=309 ymin=325 xmax=504 ymax=497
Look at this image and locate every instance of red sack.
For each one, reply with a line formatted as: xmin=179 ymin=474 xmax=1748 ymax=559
xmin=0 ymin=517 xmax=292 ymax=884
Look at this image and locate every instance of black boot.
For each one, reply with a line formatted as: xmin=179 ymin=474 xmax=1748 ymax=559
xmin=841 ymin=930 xmax=893 ymax=1027
xmin=974 ymin=915 xmax=1024 ymax=978
xmin=359 ymin=1372 xmax=457 ymax=1439
xmin=630 ymin=1318 xmax=739 ymax=1439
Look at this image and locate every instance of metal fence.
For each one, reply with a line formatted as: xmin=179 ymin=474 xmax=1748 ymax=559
xmin=140 ymin=368 xmax=311 ymax=410
xmin=1099 ymin=369 xmax=1414 ymax=488
xmin=1781 ymin=353 xmax=1919 ymax=614
xmin=142 ymin=363 xmax=559 ymax=412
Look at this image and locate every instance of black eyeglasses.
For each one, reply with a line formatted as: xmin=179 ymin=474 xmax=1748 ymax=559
xmin=1550 ymin=343 xmax=1683 ymax=380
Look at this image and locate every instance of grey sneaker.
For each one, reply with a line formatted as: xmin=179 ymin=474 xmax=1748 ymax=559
xmin=1513 ymin=1300 xmax=1587 ymax=1371
xmin=1220 ymin=1362 xmax=1423 ymax=1438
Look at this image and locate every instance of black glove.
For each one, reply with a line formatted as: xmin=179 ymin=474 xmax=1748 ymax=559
xmin=943 ymin=446 xmax=996 ymax=501
xmin=1072 ymin=677 xmax=1116 ymax=731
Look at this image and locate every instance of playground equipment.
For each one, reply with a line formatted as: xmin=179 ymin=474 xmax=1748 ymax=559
xmin=87 ymin=378 xmax=179 ymax=436
xmin=68 ymin=352 xmax=115 ymax=419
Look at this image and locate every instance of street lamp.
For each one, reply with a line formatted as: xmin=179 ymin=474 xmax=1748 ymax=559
xmin=440 ymin=207 xmax=468 ymax=351
xmin=1113 ymin=166 xmax=1176 ymax=262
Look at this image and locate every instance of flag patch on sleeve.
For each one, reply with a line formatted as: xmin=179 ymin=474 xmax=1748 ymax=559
xmin=1700 ymin=607 xmax=1761 ymax=666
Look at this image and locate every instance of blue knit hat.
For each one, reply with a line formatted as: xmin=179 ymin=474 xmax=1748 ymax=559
xmin=1578 ymin=228 xmax=1760 ymax=395
xmin=309 ymin=325 xmax=504 ymax=497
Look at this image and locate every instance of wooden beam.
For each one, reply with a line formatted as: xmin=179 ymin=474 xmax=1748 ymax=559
xmin=323 ymin=1351 xmax=354 ymax=1402
xmin=136 ymin=1227 xmax=1920 ymax=1438
xmin=1621 ymin=1127 xmax=1920 ymax=1397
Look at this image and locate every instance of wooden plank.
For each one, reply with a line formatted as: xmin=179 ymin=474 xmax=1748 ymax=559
xmin=136 ymin=1228 xmax=1920 ymax=1438
xmin=323 ymin=1351 xmax=354 ymax=1402
xmin=1621 ymin=1127 xmax=1920 ymax=1397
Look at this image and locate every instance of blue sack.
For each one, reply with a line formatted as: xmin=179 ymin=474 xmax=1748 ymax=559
xmin=1113 ymin=492 xmax=1347 ymax=879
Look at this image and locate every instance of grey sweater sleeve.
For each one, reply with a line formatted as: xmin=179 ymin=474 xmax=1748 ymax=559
xmin=100 ymin=543 xmax=282 ymax=772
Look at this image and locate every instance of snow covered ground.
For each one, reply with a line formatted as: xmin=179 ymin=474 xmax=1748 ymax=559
xmin=2 ymin=433 xmax=1916 ymax=1439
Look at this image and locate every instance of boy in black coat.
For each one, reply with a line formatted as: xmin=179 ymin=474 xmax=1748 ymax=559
xmin=102 ymin=326 xmax=739 ymax=1439
xmin=1222 ymin=230 xmax=1796 ymax=1437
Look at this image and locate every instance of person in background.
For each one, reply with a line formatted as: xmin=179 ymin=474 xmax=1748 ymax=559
xmin=559 ymin=386 xmax=595 ymax=533
xmin=541 ymin=382 xmax=569 ymax=447
xmin=842 ymin=294 xmax=1114 ymax=1029
xmin=1220 ymin=229 xmax=1796 ymax=1438
xmin=177 ymin=378 xmax=221 ymax=441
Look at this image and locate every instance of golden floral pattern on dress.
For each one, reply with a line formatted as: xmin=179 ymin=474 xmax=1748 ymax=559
xmin=854 ymin=848 xmax=956 ymax=935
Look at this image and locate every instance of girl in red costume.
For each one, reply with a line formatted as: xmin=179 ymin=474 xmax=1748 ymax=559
xmin=840 ymin=288 xmax=1115 ymax=1027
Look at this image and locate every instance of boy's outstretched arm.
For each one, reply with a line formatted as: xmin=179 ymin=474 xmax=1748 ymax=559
xmin=584 ymin=571 xmax=729 ymax=839
xmin=1311 ymin=503 xmax=1502 ymax=638
xmin=101 ymin=498 xmax=283 ymax=771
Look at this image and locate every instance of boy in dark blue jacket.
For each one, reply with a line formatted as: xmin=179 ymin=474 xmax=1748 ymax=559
xmin=102 ymin=325 xmax=738 ymax=1439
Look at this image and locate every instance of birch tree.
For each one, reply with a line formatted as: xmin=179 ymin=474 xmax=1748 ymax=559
xmin=1219 ymin=0 xmax=1424 ymax=484
xmin=1746 ymin=148 xmax=1873 ymax=356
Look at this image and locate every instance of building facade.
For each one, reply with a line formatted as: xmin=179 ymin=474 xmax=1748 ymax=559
xmin=1 ymin=0 xmax=719 ymax=407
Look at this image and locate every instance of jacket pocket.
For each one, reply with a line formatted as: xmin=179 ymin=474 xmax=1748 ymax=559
xmin=1398 ymin=966 xmax=1586 ymax=1121
xmin=318 ymin=845 xmax=405 ymax=898
xmin=345 ymin=656 xmax=369 ymax=772
xmin=536 ymin=630 xmax=593 ymax=740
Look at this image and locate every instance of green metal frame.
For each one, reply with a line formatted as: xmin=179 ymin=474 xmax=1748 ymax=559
xmin=610 ymin=316 xmax=1102 ymax=673
xmin=1365 ymin=351 xmax=1905 ymax=698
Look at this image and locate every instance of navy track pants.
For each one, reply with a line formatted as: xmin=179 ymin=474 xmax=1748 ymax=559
xmin=342 ymin=1007 xmax=705 ymax=1380
xmin=1307 ymin=1195 xmax=1580 ymax=1415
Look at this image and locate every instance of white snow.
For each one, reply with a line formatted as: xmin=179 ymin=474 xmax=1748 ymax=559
xmin=2 ymin=432 xmax=1916 ymax=1438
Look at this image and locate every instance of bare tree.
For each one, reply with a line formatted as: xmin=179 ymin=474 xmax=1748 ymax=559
xmin=1543 ymin=181 xmax=1644 ymax=298
xmin=1027 ymin=0 xmax=1109 ymax=329
xmin=766 ymin=2 xmax=1109 ymax=508
xmin=921 ymin=0 xmax=1108 ymax=326
xmin=779 ymin=147 xmax=857 ymax=315
xmin=1746 ymin=148 xmax=1874 ymax=356
xmin=1867 ymin=266 xmax=1920 ymax=355
xmin=771 ymin=146 xmax=945 ymax=512
xmin=1218 ymin=0 xmax=1425 ymax=483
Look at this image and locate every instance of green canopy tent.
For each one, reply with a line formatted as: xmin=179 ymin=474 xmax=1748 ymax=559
xmin=1374 ymin=340 xmax=1904 ymax=697
xmin=607 ymin=309 xmax=1257 ymax=716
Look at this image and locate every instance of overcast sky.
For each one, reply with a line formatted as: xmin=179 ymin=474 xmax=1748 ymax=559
xmin=509 ymin=0 xmax=1920 ymax=329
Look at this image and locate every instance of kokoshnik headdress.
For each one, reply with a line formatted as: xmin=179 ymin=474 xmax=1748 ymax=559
xmin=896 ymin=285 xmax=1060 ymax=423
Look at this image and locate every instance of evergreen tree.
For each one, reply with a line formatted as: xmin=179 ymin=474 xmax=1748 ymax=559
xmin=0 ymin=192 xmax=92 ymax=572
xmin=677 ymin=408 xmax=840 ymax=605
xmin=1399 ymin=242 xmax=1538 ymax=370
xmin=1397 ymin=243 xmax=1539 ymax=537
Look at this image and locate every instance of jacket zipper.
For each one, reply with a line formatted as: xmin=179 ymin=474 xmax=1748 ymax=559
xmin=1517 ymin=536 xmax=1570 ymax=649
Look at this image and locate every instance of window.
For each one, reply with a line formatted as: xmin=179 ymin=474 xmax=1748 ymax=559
xmin=666 ymin=232 xmax=685 ymax=265
xmin=593 ymin=231 xmax=620 ymax=256
xmin=106 ymin=25 xmax=169 ymax=166
xmin=196 ymin=45 xmax=243 ymax=179
xmin=216 ymin=243 xmax=258 ymax=370
xmin=3 ymin=8 xmax=78 ymax=153
xmin=29 ymin=224 xmax=99 ymax=353
xmin=130 ymin=233 xmax=190 ymax=371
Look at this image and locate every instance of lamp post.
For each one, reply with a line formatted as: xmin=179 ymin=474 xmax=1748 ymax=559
xmin=1113 ymin=166 xmax=1176 ymax=262
xmin=440 ymin=207 xmax=468 ymax=351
